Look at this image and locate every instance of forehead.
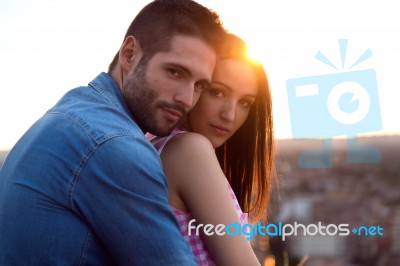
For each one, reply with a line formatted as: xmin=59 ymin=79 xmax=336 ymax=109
xmin=150 ymin=35 xmax=216 ymax=81
xmin=212 ymin=58 xmax=258 ymax=96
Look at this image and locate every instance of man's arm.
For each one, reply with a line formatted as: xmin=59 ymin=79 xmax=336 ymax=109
xmin=72 ymin=135 xmax=197 ymax=265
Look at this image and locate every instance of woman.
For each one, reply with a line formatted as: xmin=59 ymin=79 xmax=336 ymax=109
xmin=147 ymin=34 xmax=275 ymax=265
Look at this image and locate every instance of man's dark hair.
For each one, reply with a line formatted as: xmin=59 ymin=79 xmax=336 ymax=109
xmin=108 ymin=0 xmax=225 ymax=72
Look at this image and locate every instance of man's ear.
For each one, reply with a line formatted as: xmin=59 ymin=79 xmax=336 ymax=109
xmin=119 ymin=36 xmax=141 ymax=70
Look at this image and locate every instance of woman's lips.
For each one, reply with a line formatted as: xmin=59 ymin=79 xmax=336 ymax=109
xmin=210 ymin=124 xmax=230 ymax=136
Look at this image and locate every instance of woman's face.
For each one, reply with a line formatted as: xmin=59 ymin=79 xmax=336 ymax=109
xmin=188 ymin=58 xmax=258 ymax=148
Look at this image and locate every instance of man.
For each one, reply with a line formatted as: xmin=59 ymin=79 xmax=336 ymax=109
xmin=0 ymin=0 xmax=225 ymax=265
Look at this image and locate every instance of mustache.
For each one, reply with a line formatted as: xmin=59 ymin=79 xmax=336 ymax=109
xmin=158 ymin=102 xmax=187 ymax=118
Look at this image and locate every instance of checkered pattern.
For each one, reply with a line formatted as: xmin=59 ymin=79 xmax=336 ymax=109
xmin=172 ymin=207 xmax=215 ymax=265
xmin=172 ymin=181 xmax=248 ymax=265
xmin=146 ymin=128 xmax=187 ymax=153
xmin=146 ymin=129 xmax=249 ymax=265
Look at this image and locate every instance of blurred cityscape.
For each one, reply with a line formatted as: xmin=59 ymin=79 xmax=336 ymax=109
xmin=1 ymin=135 xmax=399 ymax=265
xmin=252 ymin=135 xmax=400 ymax=266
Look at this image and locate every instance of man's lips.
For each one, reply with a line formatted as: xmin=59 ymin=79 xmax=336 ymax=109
xmin=161 ymin=107 xmax=183 ymax=122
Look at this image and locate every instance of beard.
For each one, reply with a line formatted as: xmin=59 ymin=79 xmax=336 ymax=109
xmin=122 ymin=60 xmax=186 ymax=137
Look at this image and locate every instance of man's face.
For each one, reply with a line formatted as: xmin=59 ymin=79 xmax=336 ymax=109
xmin=122 ymin=35 xmax=216 ymax=136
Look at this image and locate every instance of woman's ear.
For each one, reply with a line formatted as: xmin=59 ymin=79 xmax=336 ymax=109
xmin=119 ymin=36 xmax=141 ymax=71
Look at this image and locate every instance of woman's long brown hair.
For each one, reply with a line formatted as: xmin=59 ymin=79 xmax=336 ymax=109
xmin=215 ymin=34 xmax=276 ymax=222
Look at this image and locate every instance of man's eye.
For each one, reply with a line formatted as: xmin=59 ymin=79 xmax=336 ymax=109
xmin=194 ymin=81 xmax=209 ymax=91
xmin=168 ymin=68 xmax=180 ymax=78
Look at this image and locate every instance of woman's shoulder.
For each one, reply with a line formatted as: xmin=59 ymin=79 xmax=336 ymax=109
xmin=160 ymin=132 xmax=219 ymax=175
xmin=163 ymin=131 xmax=214 ymax=154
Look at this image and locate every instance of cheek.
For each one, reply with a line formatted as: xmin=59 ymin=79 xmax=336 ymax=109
xmin=192 ymin=90 xmax=203 ymax=106
xmin=235 ymin=110 xmax=250 ymax=129
xmin=189 ymin=103 xmax=215 ymax=131
xmin=189 ymin=107 xmax=207 ymax=130
xmin=146 ymin=69 xmax=174 ymax=95
xmin=191 ymin=97 xmax=213 ymax=118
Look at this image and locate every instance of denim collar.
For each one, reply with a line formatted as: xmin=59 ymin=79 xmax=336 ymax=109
xmin=89 ymin=72 xmax=134 ymax=121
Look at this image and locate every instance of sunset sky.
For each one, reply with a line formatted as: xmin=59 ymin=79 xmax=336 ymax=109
xmin=1 ymin=0 xmax=399 ymax=150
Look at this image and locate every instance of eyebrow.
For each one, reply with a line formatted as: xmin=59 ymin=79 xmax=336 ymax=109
xmin=212 ymin=81 xmax=257 ymax=98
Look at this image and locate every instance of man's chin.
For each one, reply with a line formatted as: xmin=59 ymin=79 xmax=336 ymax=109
xmin=148 ymin=123 xmax=178 ymax=137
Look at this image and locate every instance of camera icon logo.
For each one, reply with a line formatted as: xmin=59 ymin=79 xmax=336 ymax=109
xmin=286 ymin=39 xmax=382 ymax=168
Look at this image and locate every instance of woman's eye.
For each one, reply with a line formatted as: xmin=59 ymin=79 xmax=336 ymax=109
xmin=239 ymin=99 xmax=253 ymax=108
xmin=209 ymin=88 xmax=223 ymax=97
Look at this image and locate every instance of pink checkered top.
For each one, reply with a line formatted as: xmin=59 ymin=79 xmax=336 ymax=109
xmin=146 ymin=129 xmax=249 ymax=265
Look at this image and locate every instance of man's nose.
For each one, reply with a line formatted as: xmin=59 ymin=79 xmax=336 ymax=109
xmin=174 ymin=84 xmax=196 ymax=110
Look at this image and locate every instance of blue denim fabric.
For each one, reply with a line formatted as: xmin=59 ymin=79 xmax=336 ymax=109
xmin=0 ymin=73 xmax=197 ymax=265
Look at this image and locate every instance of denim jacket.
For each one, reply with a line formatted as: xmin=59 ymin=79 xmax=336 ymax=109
xmin=0 ymin=73 xmax=197 ymax=265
